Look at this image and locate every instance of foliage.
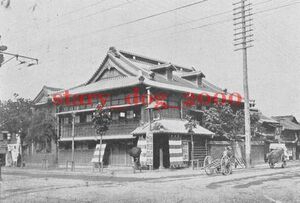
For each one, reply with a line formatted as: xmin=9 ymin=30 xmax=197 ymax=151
xmin=202 ymin=104 xmax=259 ymax=140
xmin=92 ymin=106 xmax=111 ymax=136
xmin=184 ymin=115 xmax=197 ymax=133
xmin=0 ymin=93 xmax=32 ymax=139
xmin=27 ymin=109 xmax=57 ymax=151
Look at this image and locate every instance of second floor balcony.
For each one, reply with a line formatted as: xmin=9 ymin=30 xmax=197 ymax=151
xmin=60 ymin=120 xmax=140 ymax=138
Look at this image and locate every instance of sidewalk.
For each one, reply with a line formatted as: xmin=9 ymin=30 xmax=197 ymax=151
xmin=2 ymin=160 xmax=300 ymax=180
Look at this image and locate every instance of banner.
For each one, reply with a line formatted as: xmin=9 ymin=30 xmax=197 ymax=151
xmin=7 ymin=144 xmax=19 ymax=162
xmin=91 ymin=144 xmax=106 ymax=163
xmin=169 ymin=137 xmax=184 ymax=167
xmin=137 ymin=137 xmax=147 ymax=166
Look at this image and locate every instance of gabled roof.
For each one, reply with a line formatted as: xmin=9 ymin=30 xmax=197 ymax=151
xmin=59 ymin=47 xmax=229 ymax=99
xmin=33 ymin=85 xmax=62 ymax=105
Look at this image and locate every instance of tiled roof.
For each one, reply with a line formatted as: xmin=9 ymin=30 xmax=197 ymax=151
xmin=259 ymin=113 xmax=279 ymax=124
xmin=119 ymin=50 xmax=194 ymax=72
xmin=272 ymin=117 xmax=300 ymax=131
xmin=61 ymin=76 xmax=141 ymax=95
xmin=58 ymin=47 xmax=229 ymax=99
xmin=272 ymin=115 xmax=299 ymax=124
xmin=33 ymin=85 xmax=63 ymax=104
xmin=131 ymin=118 xmax=214 ymax=136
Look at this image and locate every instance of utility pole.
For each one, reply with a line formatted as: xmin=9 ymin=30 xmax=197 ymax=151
xmin=233 ymin=0 xmax=254 ymax=168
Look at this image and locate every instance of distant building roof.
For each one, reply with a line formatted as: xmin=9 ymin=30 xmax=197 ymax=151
xmin=33 ymin=85 xmax=63 ymax=105
xmin=272 ymin=115 xmax=299 ymax=124
xmin=259 ymin=114 xmax=279 ymax=124
xmin=272 ymin=115 xmax=300 ymax=131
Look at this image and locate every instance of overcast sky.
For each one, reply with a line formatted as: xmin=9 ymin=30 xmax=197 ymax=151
xmin=0 ymin=0 xmax=299 ymax=119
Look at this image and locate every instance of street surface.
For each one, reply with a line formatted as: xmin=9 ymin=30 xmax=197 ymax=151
xmin=1 ymin=162 xmax=300 ymax=203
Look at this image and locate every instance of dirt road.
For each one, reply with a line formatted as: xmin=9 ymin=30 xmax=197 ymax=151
xmin=1 ymin=164 xmax=300 ymax=202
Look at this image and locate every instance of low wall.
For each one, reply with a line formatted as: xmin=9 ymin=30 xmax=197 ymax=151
xmin=24 ymin=153 xmax=56 ymax=167
xmin=208 ymin=141 xmax=266 ymax=165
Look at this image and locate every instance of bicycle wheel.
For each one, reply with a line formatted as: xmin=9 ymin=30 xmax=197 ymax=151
xmin=203 ymin=156 xmax=214 ymax=175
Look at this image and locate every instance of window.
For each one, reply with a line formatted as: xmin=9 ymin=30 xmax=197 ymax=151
xmin=86 ymin=114 xmax=93 ymax=122
xmin=75 ymin=115 xmax=80 ymax=124
xmin=126 ymin=110 xmax=134 ymax=119
xmin=112 ymin=112 xmax=119 ymax=121
xmin=119 ymin=112 xmax=126 ymax=118
xmin=80 ymin=114 xmax=86 ymax=123
xmin=63 ymin=117 xmax=69 ymax=124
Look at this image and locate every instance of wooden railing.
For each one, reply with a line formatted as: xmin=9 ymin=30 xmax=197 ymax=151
xmin=60 ymin=120 xmax=140 ymax=138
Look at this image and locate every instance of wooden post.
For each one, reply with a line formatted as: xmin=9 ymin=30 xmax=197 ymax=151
xmin=191 ymin=134 xmax=194 ymax=169
xmin=71 ymin=113 xmax=75 ymax=171
xmin=180 ymin=99 xmax=183 ymax=119
xmin=147 ymin=87 xmax=152 ymax=130
xmin=56 ymin=114 xmax=60 ymax=167
xmin=98 ymin=133 xmax=103 ymax=172
xmin=146 ymin=87 xmax=153 ymax=170
xmin=159 ymin=147 xmax=164 ymax=169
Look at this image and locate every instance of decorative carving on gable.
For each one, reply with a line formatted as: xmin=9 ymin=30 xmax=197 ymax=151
xmin=99 ymin=68 xmax=122 ymax=80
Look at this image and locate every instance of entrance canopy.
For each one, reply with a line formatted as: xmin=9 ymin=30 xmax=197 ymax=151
xmin=131 ymin=118 xmax=214 ymax=136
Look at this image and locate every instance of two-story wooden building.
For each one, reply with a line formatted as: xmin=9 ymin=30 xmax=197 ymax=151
xmin=33 ymin=47 xmax=242 ymax=169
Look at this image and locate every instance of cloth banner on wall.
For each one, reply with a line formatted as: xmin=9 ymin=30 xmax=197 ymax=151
xmin=91 ymin=144 xmax=106 ymax=163
xmin=169 ymin=136 xmax=184 ymax=167
xmin=137 ymin=137 xmax=148 ymax=167
xmin=7 ymin=144 xmax=19 ymax=162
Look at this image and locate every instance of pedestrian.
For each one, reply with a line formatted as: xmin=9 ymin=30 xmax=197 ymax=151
xmin=128 ymin=147 xmax=142 ymax=173
xmin=222 ymin=146 xmax=233 ymax=175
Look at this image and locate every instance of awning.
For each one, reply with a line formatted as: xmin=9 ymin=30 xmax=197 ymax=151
xmin=59 ymin=134 xmax=134 ymax=141
xmin=131 ymin=118 xmax=214 ymax=136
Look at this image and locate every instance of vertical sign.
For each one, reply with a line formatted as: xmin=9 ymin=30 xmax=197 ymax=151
xmin=91 ymin=144 xmax=106 ymax=163
xmin=182 ymin=140 xmax=189 ymax=162
xmin=146 ymin=131 xmax=153 ymax=166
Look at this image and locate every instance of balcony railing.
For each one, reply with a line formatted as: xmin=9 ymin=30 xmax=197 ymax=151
xmin=60 ymin=120 xmax=140 ymax=138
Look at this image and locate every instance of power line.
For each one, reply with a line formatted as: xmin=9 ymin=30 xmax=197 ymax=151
xmin=10 ymin=0 xmax=109 ymax=35
xmin=8 ymin=0 xmax=289 ymax=47
xmin=12 ymin=0 xmax=138 ymax=36
xmin=61 ymin=0 xmax=299 ymax=52
xmin=57 ymin=0 xmax=209 ymax=42
xmin=10 ymin=0 xmax=300 ymax=60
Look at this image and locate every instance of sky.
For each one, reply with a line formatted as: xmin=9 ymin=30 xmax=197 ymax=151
xmin=0 ymin=0 xmax=299 ymax=119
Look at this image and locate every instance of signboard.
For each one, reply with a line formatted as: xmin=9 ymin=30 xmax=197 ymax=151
xmin=182 ymin=141 xmax=189 ymax=161
xmin=91 ymin=144 xmax=106 ymax=163
xmin=0 ymin=141 xmax=7 ymax=154
xmin=7 ymin=144 xmax=19 ymax=162
xmin=145 ymin=132 xmax=153 ymax=166
xmin=137 ymin=137 xmax=148 ymax=166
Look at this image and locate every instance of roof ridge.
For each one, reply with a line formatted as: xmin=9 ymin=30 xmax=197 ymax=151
xmin=119 ymin=49 xmax=193 ymax=72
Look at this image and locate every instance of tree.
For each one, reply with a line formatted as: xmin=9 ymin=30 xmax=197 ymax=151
xmin=202 ymin=104 xmax=259 ymax=140
xmin=92 ymin=107 xmax=111 ymax=136
xmin=0 ymin=94 xmax=32 ymax=139
xmin=0 ymin=94 xmax=32 ymax=166
xmin=27 ymin=109 xmax=57 ymax=153
xmin=92 ymin=106 xmax=111 ymax=171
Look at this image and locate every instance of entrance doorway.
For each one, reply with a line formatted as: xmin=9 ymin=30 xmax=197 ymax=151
xmin=153 ymin=134 xmax=170 ymax=169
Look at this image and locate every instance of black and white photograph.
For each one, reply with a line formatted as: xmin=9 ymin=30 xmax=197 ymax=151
xmin=0 ymin=0 xmax=300 ymax=202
